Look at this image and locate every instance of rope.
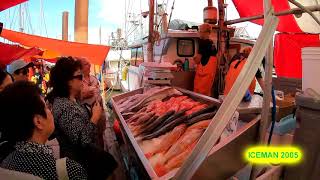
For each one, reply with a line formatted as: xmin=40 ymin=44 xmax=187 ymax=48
xmin=159 ymin=0 xmax=176 ymax=62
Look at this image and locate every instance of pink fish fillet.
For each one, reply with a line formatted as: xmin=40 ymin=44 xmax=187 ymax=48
xmin=163 ymin=128 xmax=204 ymax=163
xmin=144 ymin=124 xmax=187 ymax=158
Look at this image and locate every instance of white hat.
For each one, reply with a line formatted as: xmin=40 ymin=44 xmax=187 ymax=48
xmin=7 ymin=60 xmax=33 ymax=75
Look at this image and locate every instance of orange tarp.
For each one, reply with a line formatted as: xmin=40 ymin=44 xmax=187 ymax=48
xmin=0 ymin=0 xmax=27 ymax=12
xmin=1 ymin=29 xmax=110 ymax=65
xmin=0 ymin=42 xmax=42 ymax=65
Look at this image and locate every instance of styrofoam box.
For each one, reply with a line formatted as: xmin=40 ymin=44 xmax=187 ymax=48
xmin=302 ymin=47 xmax=320 ymax=94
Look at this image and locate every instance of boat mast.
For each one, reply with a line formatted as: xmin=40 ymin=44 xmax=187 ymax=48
xmin=19 ymin=5 xmax=24 ymax=32
xmin=147 ymin=0 xmax=155 ymax=62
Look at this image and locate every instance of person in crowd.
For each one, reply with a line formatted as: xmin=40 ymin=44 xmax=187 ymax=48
xmin=0 ymin=69 xmax=13 ymax=92
xmin=77 ymin=57 xmax=105 ymax=149
xmin=6 ymin=59 xmax=33 ymax=81
xmin=0 ymin=63 xmax=6 ymax=71
xmin=0 ymin=81 xmax=87 ymax=179
xmin=47 ymin=57 xmax=117 ymax=179
xmin=193 ymin=23 xmax=218 ymax=97
xmin=0 ymin=69 xmax=13 ymax=142
xmin=224 ymin=46 xmax=265 ymax=98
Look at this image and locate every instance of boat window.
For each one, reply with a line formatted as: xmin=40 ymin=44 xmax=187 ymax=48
xmin=137 ymin=47 xmax=143 ymax=61
xmin=130 ymin=48 xmax=137 ymax=66
xmin=131 ymin=48 xmax=137 ymax=60
xmin=177 ymin=38 xmax=195 ymax=57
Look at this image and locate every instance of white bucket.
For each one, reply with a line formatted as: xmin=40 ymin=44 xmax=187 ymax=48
xmin=302 ymin=47 xmax=320 ymax=94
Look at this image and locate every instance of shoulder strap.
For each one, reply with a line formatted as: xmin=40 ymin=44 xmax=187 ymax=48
xmin=234 ymin=59 xmax=245 ymax=69
xmin=56 ymin=158 xmax=69 ymax=180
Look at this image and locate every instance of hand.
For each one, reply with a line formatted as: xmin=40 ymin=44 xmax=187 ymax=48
xmin=83 ymin=89 xmax=95 ymax=98
xmin=91 ymin=101 xmax=103 ymax=124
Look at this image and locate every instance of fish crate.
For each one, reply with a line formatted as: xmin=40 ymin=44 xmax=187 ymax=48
xmin=111 ymin=87 xmax=261 ymax=180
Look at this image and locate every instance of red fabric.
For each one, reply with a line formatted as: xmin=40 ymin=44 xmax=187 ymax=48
xmin=0 ymin=0 xmax=27 ymax=12
xmin=1 ymin=29 xmax=110 ymax=65
xmin=232 ymin=0 xmax=302 ymax=32
xmin=0 ymin=42 xmax=42 ymax=65
xmin=274 ymin=33 xmax=320 ymax=78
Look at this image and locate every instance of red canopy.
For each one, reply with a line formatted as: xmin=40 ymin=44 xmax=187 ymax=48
xmin=274 ymin=33 xmax=320 ymax=78
xmin=0 ymin=0 xmax=27 ymax=12
xmin=0 ymin=42 xmax=42 ymax=65
xmin=1 ymin=29 xmax=110 ymax=65
xmin=232 ymin=0 xmax=302 ymax=32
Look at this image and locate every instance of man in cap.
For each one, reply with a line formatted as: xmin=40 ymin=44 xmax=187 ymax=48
xmin=7 ymin=60 xmax=33 ymax=82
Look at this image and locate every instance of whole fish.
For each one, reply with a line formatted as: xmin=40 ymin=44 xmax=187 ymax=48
xmin=140 ymin=110 xmax=175 ymax=136
xmin=186 ymin=111 xmax=217 ymax=125
xmin=153 ymin=109 xmax=188 ymax=132
xmin=142 ymin=115 xmax=188 ymax=140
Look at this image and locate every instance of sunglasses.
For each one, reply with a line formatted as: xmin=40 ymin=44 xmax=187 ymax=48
xmin=72 ymin=74 xmax=83 ymax=80
xmin=22 ymin=68 xmax=29 ymax=75
xmin=14 ymin=68 xmax=29 ymax=75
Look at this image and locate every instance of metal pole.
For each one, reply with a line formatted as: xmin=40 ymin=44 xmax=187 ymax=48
xmin=147 ymin=0 xmax=154 ymax=62
xmin=62 ymin=11 xmax=69 ymax=41
xmin=225 ymin=5 xmax=320 ymax=25
xmin=99 ymin=26 xmax=102 ymax=44
xmin=19 ymin=5 xmax=24 ymax=32
xmin=74 ymin=0 xmax=88 ymax=43
xmin=288 ymin=0 xmax=320 ymax=26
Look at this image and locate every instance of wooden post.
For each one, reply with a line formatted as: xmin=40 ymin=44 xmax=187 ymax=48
xmin=62 ymin=11 xmax=69 ymax=41
xmin=215 ymin=0 xmax=226 ymax=96
xmin=147 ymin=0 xmax=154 ymax=62
xmin=173 ymin=11 xmax=279 ymax=180
xmin=250 ymin=1 xmax=274 ymax=179
xmin=74 ymin=0 xmax=88 ymax=43
xmin=260 ymin=0 xmax=273 ymax=145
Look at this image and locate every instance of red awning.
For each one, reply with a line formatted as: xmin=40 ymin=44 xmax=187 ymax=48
xmin=274 ymin=33 xmax=320 ymax=78
xmin=0 ymin=42 xmax=42 ymax=65
xmin=232 ymin=0 xmax=302 ymax=32
xmin=0 ymin=0 xmax=27 ymax=12
xmin=1 ymin=29 xmax=110 ymax=65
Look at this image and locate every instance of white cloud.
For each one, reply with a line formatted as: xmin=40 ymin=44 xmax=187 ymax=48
xmin=88 ymin=26 xmax=115 ymax=44
xmin=96 ymin=0 xmax=262 ymax=40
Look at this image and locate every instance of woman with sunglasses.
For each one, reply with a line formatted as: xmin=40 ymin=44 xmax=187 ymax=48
xmin=46 ymin=57 xmax=117 ymax=179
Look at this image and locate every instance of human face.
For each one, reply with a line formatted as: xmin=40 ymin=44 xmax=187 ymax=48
xmin=33 ymin=99 xmax=55 ymax=141
xmin=43 ymin=105 xmax=55 ymax=137
xmin=14 ymin=68 xmax=29 ymax=81
xmin=81 ymin=60 xmax=91 ymax=76
xmin=0 ymin=74 xmax=13 ymax=92
xmin=68 ymin=69 xmax=83 ymax=98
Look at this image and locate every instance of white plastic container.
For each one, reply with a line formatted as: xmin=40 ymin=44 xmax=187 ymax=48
xmin=301 ymin=47 xmax=320 ymax=94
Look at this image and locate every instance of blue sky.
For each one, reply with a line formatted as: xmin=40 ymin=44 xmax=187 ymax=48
xmin=0 ymin=0 xmax=262 ymax=45
xmin=0 ymin=0 xmax=121 ymax=44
